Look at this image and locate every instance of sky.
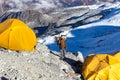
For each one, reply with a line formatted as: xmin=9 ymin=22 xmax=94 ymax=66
xmin=39 ymin=2 xmax=120 ymax=58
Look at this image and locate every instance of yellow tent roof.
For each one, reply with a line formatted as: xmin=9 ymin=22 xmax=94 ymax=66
xmin=0 ymin=18 xmax=37 ymax=51
xmin=82 ymin=52 xmax=120 ymax=80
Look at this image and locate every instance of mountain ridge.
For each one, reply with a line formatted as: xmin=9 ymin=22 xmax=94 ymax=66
xmin=0 ymin=0 xmax=119 ymax=13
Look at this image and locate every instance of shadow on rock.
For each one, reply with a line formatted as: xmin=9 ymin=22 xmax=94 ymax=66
xmin=0 ymin=77 xmax=9 ymax=80
xmin=63 ymin=57 xmax=84 ymax=80
xmin=33 ymin=26 xmax=48 ymax=37
xmin=63 ymin=57 xmax=83 ymax=74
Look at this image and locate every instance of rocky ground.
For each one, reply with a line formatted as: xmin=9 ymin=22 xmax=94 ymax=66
xmin=0 ymin=42 xmax=83 ymax=80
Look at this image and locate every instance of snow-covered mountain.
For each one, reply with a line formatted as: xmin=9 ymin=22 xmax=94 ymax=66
xmin=0 ymin=2 xmax=120 ymax=79
xmin=40 ymin=2 xmax=120 ymax=58
xmin=0 ymin=0 xmax=119 ymax=13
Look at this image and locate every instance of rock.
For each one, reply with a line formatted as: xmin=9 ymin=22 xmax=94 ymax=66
xmin=76 ymin=51 xmax=84 ymax=63
xmin=0 ymin=43 xmax=82 ymax=80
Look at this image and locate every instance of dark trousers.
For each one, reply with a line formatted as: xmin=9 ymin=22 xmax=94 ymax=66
xmin=60 ymin=50 xmax=66 ymax=59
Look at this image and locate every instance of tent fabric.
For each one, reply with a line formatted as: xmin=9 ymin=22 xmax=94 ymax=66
xmin=0 ymin=18 xmax=37 ymax=51
xmin=82 ymin=52 xmax=120 ymax=80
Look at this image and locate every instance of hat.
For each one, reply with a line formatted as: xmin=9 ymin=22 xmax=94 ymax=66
xmin=55 ymin=34 xmax=60 ymax=38
xmin=61 ymin=35 xmax=66 ymax=39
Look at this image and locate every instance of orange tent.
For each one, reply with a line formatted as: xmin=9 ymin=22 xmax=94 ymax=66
xmin=0 ymin=18 xmax=37 ymax=51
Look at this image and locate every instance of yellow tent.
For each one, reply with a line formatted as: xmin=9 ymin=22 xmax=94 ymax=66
xmin=82 ymin=52 xmax=120 ymax=80
xmin=0 ymin=18 xmax=37 ymax=51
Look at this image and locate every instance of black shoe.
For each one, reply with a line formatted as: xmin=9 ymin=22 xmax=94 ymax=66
xmin=60 ymin=57 xmax=64 ymax=60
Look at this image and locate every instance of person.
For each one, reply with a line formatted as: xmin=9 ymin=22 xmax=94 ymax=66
xmin=55 ymin=34 xmax=67 ymax=60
